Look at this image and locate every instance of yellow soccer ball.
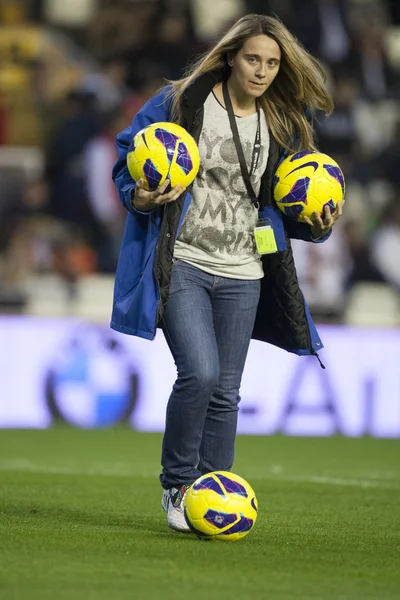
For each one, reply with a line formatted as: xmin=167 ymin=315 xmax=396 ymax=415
xmin=184 ymin=471 xmax=258 ymax=542
xmin=273 ymin=151 xmax=345 ymax=222
xmin=127 ymin=122 xmax=200 ymax=191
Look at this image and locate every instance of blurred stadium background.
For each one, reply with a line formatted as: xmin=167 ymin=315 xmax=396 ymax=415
xmin=0 ymin=0 xmax=399 ymax=434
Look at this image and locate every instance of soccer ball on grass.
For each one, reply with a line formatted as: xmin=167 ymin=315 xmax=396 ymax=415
xmin=183 ymin=471 xmax=258 ymax=542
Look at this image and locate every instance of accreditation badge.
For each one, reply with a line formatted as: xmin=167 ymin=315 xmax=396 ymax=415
xmin=254 ymin=218 xmax=278 ymax=255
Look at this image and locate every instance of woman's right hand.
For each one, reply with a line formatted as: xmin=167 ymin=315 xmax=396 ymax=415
xmin=132 ymin=178 xmax=186 ymax=212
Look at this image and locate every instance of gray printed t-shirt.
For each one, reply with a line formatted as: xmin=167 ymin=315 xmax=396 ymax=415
xmin=174 ymin=91 xmax=269 ymax=279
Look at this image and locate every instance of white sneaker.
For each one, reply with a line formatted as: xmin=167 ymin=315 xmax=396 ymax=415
xmin=161 ymin=485 xmax=192 ymax=533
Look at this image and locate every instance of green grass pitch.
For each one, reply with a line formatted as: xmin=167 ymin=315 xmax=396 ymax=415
xmin=0 ymin=428 xmax=399 ymax=599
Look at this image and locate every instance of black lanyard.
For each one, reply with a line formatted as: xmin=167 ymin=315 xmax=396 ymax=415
xmin=222 ymin=80 xmax=261 ymax=209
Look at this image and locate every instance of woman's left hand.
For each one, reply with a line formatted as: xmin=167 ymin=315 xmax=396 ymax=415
xmin=303 ymin=200 xmax=344 ymax=239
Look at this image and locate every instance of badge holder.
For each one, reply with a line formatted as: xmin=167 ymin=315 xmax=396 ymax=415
xmin=254 ymin=218 xmax=278 ymax=255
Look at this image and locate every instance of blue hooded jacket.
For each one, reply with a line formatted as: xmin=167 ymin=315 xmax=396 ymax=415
xmin=111 ymin=74 xmax=331 ymax=359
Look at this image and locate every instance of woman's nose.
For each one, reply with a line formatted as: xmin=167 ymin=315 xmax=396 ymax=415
xmin=256 ymin=65 xmax=266 ymax=79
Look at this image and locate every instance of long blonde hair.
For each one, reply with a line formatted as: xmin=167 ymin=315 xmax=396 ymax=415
xmin=167 ymin=14 xmax=333 ymax=152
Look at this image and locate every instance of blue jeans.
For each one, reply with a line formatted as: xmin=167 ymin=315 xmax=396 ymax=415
xmin=160 ymin=260 xmax=261 ymax=489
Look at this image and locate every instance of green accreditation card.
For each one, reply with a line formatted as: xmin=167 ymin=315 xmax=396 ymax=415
xmin=254 ymin=218 xmax=278 ymax=255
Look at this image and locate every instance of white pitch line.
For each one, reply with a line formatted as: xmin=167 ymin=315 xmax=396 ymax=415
xmin=258 ymin=474 xmax=387 ymax=489
xmin=0 ymin=460 xmax=399 ymax=490
xmin=0 ymin=460 xmax=156 ymax=478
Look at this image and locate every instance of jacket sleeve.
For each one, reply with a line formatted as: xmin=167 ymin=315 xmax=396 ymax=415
xmin=112 ymin=88 xmax=172 ymax=215
xmin=283 ymin=215 xmax=332 ymax=243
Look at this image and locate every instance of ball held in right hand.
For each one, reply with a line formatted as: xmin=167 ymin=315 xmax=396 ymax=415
xmin=273 ymin=151 xmax=345 ymax=222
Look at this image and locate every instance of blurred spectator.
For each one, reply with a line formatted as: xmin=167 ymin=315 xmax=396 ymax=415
xmin=87 ymin=3 xmax=158 ymax=61
xmin=52 ymin=230 xmax=97 ymax=282
xmin=45 ymin=90 xmax=101 ymax=225
xmin=126 ymin=9 xmax=197 ymax=87
xmin=374 ymin=121 xmax=400 ymax=187
xmin=343 ymin=219 xmax=384 ymax=288
xmin=291 ymin=224 xmax=348 ymax=320
xmin=83 ymin=108 xmax=128 ymax=272
xmin=78 ymin=58 xmax=129 ymax=112
xmin=371 ymin=199 xmax=400 ymax=291
xmin=0 ymin=175 xmax=97 ymax=302
xmin=346 ymin=17 xmax=398 ymax=102
xmin=316 ymin=73 xmax=360 ymax=158
xmin=0 ymin=178 xmax=52 ymax=279
xmin=289 ymin=0 xmax=351 ymax=64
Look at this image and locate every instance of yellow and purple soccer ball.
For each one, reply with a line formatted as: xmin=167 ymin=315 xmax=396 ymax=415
xmin=183 ymin=471 xmax=258 ymax=542
xmin=273 ymin=151 xmax=345 ymax=222
xmin=127 ymin=122 xmax=200 ymax=191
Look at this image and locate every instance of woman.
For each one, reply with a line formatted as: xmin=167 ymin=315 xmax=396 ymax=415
xmin=111 ymin=14 xmax=343 ymax=533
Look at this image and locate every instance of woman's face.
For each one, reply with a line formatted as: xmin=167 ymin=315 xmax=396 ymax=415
xmin=229 ymin=34 xmax=281 ymax=99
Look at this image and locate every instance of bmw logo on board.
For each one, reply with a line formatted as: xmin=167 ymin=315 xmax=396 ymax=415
xmin=45 ymin=324 xmax=138 ymax=428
